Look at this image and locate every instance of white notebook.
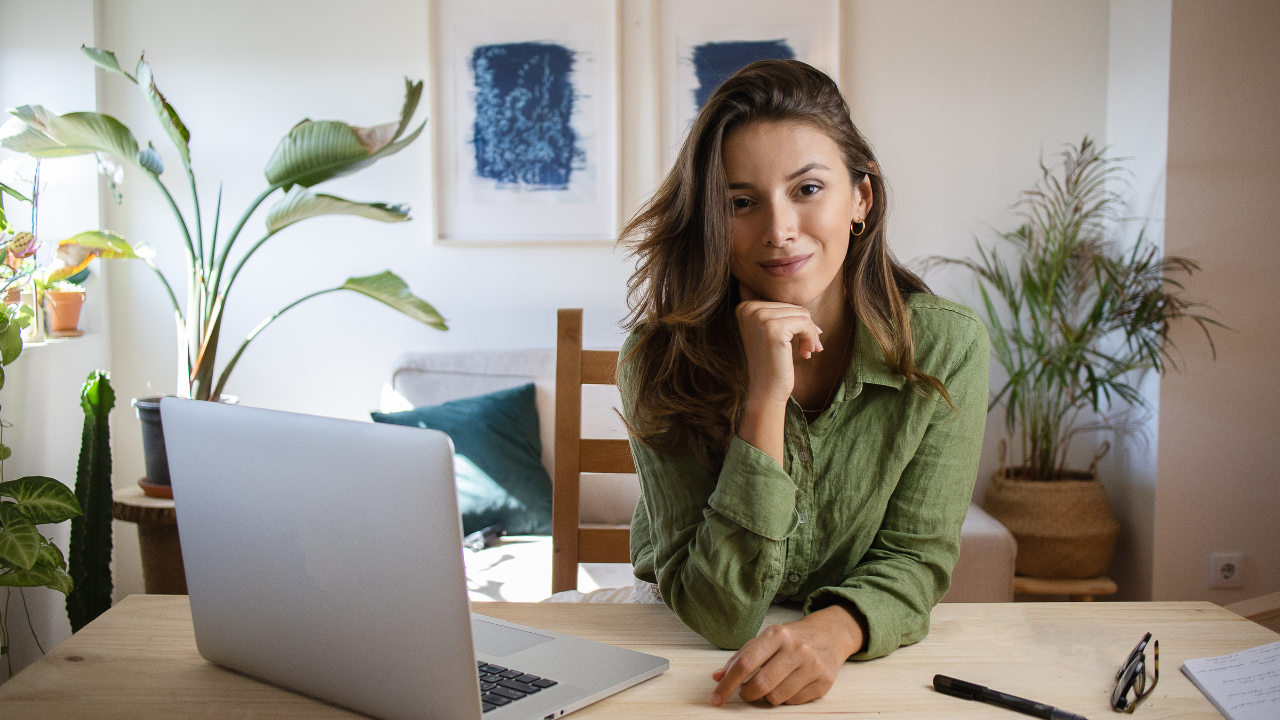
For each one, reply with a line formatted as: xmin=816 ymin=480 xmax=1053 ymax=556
xmin=1181 ymin=640 xmax=1280 ymax=720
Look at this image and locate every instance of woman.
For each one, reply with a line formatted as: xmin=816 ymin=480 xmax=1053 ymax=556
xmin=618 ymin=60 xmax=989 ymax=706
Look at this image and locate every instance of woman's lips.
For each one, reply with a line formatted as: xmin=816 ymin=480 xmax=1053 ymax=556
xmin=758 ymin=254 xmax=812 ymax=277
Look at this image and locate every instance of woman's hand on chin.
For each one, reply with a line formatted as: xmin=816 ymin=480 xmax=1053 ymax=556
xmin=709 ymin=604 xmax=865 ymax=707
xmin=735 ymin=282 xmax=823 ymax=406
xmin=734 ymin=281 xmax=822 ymax=465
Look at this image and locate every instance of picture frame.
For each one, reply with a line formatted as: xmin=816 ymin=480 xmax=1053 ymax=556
xmin=658 ymin=0 xmax=841 ymax=170
xmin=430 ymin=0 xmax=620 ymax=244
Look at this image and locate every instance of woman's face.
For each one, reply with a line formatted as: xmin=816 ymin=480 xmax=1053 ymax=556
xmin=724 ymin=120 xmax=871 ymax=309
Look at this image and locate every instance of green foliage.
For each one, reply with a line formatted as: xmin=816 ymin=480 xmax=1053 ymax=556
xmin=929 ymin=137 xmax=1220 ymax=480
xmin=1 ymin=47 xmax=445 ymax=402
xmin=66 ymin=371 xmax=114 ymax=633
xmin=0 ymin=481 xmax=79 ymax=575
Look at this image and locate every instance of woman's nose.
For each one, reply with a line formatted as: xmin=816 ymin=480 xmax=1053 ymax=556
xmin=762 ymin=201 xmax=798 ymax=246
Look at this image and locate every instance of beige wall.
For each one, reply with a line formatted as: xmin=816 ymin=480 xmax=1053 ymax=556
xmin=1154 ymin=0 xmax=1280 ymax=604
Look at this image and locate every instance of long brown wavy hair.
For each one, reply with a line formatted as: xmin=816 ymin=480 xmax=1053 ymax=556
xmin=621 ymin=59 xmax=949 ymax=468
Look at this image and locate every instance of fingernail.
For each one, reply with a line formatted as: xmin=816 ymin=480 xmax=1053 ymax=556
xmin=710 ymin=693 xmax=722 ymax=706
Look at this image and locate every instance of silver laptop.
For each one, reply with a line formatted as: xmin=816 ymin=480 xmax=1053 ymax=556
xmin=161 ymin=398 xmax=667 ymax=720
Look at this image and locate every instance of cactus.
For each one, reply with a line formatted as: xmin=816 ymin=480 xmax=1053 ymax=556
xmin=65 ymin=370 xmax=114 ymax=633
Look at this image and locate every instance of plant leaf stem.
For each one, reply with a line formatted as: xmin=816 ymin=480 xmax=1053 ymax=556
xmin=187 ymin=168 xmax=203 ymax=276
xmin=210 ymin=288 xmax=338 ymax=398
xmin=207 ymin=183 xmax=223 ymax=272
xmin=209 ymin=184 xmax=280 ymax=315
xmin=18 ymin=587 xmax=42 ymax=654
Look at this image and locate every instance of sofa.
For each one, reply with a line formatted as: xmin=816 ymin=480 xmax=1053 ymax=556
xmin=383 ymin=348 xmax=1016 ymax=603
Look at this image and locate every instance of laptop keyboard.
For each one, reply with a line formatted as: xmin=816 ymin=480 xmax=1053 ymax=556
xmin=477 ymin=661 xmax=559 ymax=713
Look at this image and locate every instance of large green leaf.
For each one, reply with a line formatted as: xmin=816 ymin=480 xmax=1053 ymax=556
xmin=81 ymin=45 xmax=136 ymax=81
xmin=263 ymin=78 xmax=424 ymax=189
xmin=0 ymin=502 xmax=41 ymax=570
xmin=0 ymin=106 xmax=150 ymax=172
xmin=0 ymin=180 xmax=29 ymax=203
xmin=265 ymin=187 xmax=410 ymax=233
xmin=341 ymin=271 xmax=446 ymax=330
xmin=136 ymin=58 xmax=191 ymax=169
xmin=0 ymin=314 xmax=21 ymax=365
xmin=37 ymin=537 xmax=66 ymax=570
xmin=48 ymin=230 xmax=145 ymax=282
xmin=45 ymin=566 xmax=74 ymax=595
xmin=0 ymin=476 xmax=82 ymax=525
xmin=0 ymin=564 xmax=55 ymax=589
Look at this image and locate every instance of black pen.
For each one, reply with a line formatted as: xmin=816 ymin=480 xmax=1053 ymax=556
xmin=934 ymin=674 xmax=1089 ymax=720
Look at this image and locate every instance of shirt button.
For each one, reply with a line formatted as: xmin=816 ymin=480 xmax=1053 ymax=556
xmin=798 ymin=450 xmax=811 ymax=463
xmin=788 ymin=574 xmax=800 ymax=583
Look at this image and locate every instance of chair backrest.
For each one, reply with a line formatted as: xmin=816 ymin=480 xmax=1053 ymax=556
xmin=552 ymin=309 xmax=636 ymax=593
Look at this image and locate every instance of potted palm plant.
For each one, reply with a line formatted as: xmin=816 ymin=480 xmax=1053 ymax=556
xmin=0 ymin=47 xmax=447 ymax=490
xmin=930 ymin=138 xmax=1219 ymax=579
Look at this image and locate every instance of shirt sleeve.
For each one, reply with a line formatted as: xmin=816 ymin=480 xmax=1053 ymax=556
xmin=621 ymin=338 xmax=800 ymax=650
xmin=804 ymin=317 xmax=989 ymax=660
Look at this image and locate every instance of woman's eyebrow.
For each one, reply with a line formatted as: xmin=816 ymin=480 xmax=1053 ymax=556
xmin=787 ymin=162 xmax=830 ymax=180
xmin=727 ymin=162 xmax=832 ymax=190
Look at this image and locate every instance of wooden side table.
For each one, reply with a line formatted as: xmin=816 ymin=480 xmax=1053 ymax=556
xmin=111 ymin=485 xmax=187 ymax=594
xmin=1014 ymin=575 xmax=1118 ymax=602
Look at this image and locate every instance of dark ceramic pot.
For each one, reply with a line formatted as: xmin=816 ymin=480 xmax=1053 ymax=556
xmin=131 ymin=396 xmax=171 ymax=485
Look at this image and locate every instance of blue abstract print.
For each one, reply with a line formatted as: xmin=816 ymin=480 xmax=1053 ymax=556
xmin=470 ymin=42 xmax=583 ymax=190
xmin=691 ymin=40 xmax=795 ymax=109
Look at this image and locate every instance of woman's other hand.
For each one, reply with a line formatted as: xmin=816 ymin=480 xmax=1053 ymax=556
xmin=709 ymin=604 xmax=865 ymax=707
xmin=735 ymin=281 xmax=821 ymax=464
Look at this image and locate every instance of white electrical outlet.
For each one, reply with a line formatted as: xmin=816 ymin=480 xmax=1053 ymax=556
xmin=1208 ymin=552 xmax=1246 ymax=589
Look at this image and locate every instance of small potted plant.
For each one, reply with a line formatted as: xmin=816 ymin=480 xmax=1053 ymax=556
xmin=929 ymin=137 xmax=1220 ymax=579
xmin=40 ymin=278 xmax=86 ymax=336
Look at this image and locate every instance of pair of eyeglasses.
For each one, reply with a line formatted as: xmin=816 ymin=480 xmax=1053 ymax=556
xmin=1112 ymin=633 xmax=1159 ymax=712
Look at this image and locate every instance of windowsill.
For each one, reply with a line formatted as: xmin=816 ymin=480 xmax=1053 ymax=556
xmin=21 ymin=331 xmax=95 ymax=349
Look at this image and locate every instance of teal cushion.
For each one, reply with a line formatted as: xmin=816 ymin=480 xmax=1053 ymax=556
xmin=370 ymin=383 xmax=552 ymax=535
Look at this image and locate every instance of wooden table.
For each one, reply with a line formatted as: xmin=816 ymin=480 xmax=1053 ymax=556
xmin=0 ymin=596 xmax=1274 ymax=718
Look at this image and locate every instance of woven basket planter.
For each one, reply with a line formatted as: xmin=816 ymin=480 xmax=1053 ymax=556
xmin=982 ymin=468 xmax=1120 ymax=579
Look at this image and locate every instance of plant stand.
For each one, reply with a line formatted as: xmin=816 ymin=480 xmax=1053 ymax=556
xmin=1013 ymin=575 xmax=1117 ymax=602
xmin=111 ymin=485 xmax=187 ymax=594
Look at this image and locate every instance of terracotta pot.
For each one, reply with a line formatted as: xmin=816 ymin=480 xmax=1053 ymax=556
xmin=982 ymin=468 xmax=1120 ymax=579
xmin=45 ymin=290 xmax=85 ymax=333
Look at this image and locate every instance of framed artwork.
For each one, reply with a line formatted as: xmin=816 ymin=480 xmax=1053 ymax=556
xmin=431 ymin=0 xmax=619 ymax=243
xmin=658 ymin=0 xmax=841 ymax=169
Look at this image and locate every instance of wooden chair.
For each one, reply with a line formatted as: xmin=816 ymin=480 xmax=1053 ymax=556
xmin=551 ymin=309 xmax=636 ymax=593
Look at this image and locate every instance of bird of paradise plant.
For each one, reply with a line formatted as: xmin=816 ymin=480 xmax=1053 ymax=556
xmin=0 ymin=46 xmax=446 ymax=400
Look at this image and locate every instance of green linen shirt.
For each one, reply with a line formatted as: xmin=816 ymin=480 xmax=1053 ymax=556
xmin=623 ymin=294 xmax=989 ymax=659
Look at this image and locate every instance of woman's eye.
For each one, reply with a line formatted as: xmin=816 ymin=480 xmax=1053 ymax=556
xmin=731 ymin=196 xmax=753 ymax=209
xmin=798 ymin=183 xmax=822 ymax=196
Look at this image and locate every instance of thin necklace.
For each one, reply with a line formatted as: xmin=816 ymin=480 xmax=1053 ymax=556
xmin=799 ymin=321 xmax=852 ymax=416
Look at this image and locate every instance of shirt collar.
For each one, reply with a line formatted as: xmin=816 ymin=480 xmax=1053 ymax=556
xmin=836 ymin=316 xmax=905 ymax=403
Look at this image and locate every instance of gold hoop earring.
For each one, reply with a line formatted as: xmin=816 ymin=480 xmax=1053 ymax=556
xmin=850 ymin=219 xmax=866 ymax=236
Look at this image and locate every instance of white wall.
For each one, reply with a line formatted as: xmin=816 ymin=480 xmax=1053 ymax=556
xmin=1154 ymin=0 xmax=1280 ymax=606
xmin=1100 ymin=0 xmax=1172 ymax=601
xmin=0 ymin=0 xmax=107 ymax=679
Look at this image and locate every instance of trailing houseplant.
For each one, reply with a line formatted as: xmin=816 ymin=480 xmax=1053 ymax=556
xmin=929 ymin=137 xmax=1219 ymax=578
xmin=0 ymin=46 xmax=447 ymax=403
xmin=0 ymin=302 xmax=82 ymax=676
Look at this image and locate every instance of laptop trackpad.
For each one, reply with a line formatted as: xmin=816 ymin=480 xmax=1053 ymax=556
xmin=472 ymin=619 xmax=554 ymax=657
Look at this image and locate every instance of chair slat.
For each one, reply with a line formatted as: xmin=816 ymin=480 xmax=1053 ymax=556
xmin=577 ymin=526 xmax=630 ymax=564
xmin=580 ymin=439 xmax=636 ymax=473
xmin=581 ymin=350 xmax=619 ymax=385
